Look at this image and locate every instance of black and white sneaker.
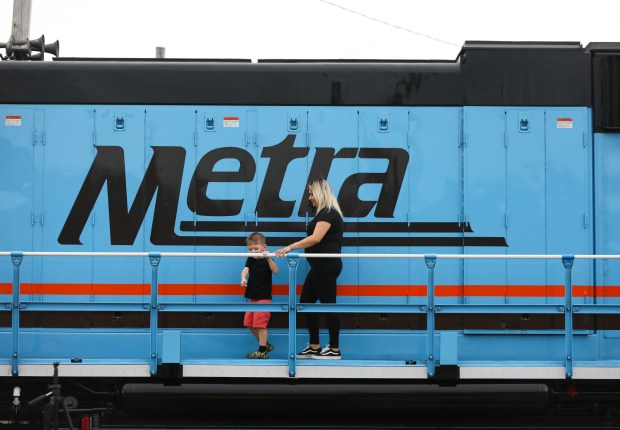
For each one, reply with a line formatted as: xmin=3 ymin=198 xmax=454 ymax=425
xmin=296 ymin=344 xmax=321 ymax=358
xmin=311 ymin=345 xmax=341 ymax=360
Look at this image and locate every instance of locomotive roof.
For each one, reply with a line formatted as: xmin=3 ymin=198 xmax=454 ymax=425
xmin=0 ymin=41 xmax=596 ymax=106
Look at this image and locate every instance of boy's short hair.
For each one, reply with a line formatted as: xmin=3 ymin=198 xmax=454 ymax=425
xmin=246 ymin=231 xmax=266 ymax=245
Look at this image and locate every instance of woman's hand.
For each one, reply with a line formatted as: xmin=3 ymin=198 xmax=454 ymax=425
xmin=274 ymin=244 xmax=294 ymax=258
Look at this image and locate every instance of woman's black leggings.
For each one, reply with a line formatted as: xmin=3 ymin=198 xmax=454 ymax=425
xmin=299 ymin=257 xmax=343 ymax=348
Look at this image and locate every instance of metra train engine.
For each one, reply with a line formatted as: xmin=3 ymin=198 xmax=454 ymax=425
xmin=1 ymin=41 xmax=620 ymax=421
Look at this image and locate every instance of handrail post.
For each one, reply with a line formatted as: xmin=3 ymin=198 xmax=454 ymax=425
xmin=286 ymin=254 xmax=299 ymax=377
xmin=149 ymin=253 xmax=161 ymax=376
xmin=11 ymin=252 xmax=23 ymax=376
xmin=562 ymin=254 xmax=574 ymax=379
xmin=424 ymin=254 xmax=437 ymax=378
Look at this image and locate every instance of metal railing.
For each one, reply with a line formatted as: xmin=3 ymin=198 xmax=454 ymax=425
xmin=2 ymin=251 xmax=620 ymax=378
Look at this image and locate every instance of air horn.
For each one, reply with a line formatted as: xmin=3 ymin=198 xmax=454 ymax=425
xmin=0 ymin=34 xmax=60 ymax=60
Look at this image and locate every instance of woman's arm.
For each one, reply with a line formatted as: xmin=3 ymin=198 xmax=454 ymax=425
xmin=274 ymin=221 xmax=331 ymax=257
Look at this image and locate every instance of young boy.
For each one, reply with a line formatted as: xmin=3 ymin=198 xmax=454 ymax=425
xmin=241 ymin=232 xmax=279 ymax=359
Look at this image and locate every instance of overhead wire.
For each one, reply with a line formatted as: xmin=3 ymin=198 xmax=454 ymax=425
xmin=319 ymin=0 xmax=461 ymax=48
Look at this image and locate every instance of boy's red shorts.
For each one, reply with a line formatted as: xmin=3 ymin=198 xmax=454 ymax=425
xmin=243 ymin=299 xmax=272 ymax=329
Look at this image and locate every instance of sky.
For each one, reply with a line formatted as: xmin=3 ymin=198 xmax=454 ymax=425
xmin=1 ymin=0 xmax=620 ymax=61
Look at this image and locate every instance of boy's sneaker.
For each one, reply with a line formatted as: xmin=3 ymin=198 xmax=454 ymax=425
xmin=311 ymin=345 xmax=341 ymax=360
xmin=246 ymin=350 xmax=269 ymax=359
xmin=296 ymin=344 xmax=321 ymax=358
xmin=266 ymin=342 xmax=274 ymax=352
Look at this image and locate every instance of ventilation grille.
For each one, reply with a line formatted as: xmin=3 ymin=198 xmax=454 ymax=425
xmin=602 ymin=55 xmax=620 ymax=130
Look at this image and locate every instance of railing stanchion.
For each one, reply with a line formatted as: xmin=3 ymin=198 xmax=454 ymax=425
xmin=425 ymin=254 xmax=437 ymax=378
xmin=149 ymin=253 xmax=161 ymax=376
xmin=562 ymin=254 xmax=574 ymax=379
xmin=11 ymin=252 xmax=23 ymax=376
xmin=287 ymin=254 xmax=299 ymax=377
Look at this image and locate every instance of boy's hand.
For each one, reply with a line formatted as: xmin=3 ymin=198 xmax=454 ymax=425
xmin=240 ymin=278 xmax=247 ymax=287
xmin=252 ymin=250 xmax=269 ymax=259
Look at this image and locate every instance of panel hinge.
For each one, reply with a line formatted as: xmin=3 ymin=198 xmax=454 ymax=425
xmin=583 ymin=132 xmax=587 ymax=148
xmin=245 ymin=131 xmax=258 ymax=147
xmin=459 ymin=132 xmax=467 ymax=147
xmin=244 ymin=212 xmax=257 ymax=227
xmin=459 ymin=211 xmax=468 ymax=226
xmin=32 ymin=131 xmax=45 ymax=145
xmin=31 ymin=210 xmax=44 ymax=226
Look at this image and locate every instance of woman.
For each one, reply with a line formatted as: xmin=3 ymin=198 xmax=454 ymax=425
xmin=274 ymin=179 xmax=344 ymax=359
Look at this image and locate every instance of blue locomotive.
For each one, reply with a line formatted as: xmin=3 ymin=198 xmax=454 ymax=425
xmin=1 ymin=40 xmax=620 ymax=423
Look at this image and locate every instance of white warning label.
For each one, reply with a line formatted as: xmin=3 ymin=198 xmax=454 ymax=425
xmin=223 ymin=116 xmax=240 ymax=128
xmin=557 ymin=118 xmax=573 ymax=129
xmin=5 ymin=115 xmax=21 ymax=126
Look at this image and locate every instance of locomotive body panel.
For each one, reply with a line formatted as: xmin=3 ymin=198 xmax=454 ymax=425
xmin=1 ymin=43 xmax=620 ymax=420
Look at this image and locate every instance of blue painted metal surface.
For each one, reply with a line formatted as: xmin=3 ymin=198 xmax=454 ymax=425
xmin=0 ymin=105 xmax=595 ymax=286
xmin=0 ymin=102 xmax=617 ymax=380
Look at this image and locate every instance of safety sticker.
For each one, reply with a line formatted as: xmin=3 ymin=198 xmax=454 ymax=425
xmin=5 ymin=115 xmax=21 ymax=126
xmin=223 ymin=116 xmax=239 ymax=128
xmin=557 ymin=118 xmax=573 ymax=129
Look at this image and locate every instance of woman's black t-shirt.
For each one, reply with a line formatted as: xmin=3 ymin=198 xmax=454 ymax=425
xmin=243 ymin=257 xmax=273 ymax=300
xmin=306 ymin=207 xmax=344 ymax=255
